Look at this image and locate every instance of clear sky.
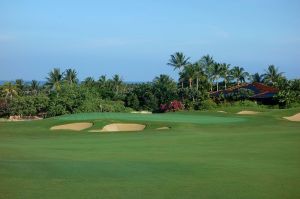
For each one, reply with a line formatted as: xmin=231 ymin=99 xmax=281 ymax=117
xmin=0 ymin=0 xmax=300 ymax=82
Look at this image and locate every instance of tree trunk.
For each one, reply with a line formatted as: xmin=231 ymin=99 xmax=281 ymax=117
xmin=196 ymin=77 xmax=199 ymax=90
xmin=224 ymin=80 xmax=227 ymax=90
xmin=181 ymin=81 xmax=183 ymax=89
xmin=217 ymin=81 xmax=219 ymax=91
xmin=189 ymin=78 xmax=192 ymax=88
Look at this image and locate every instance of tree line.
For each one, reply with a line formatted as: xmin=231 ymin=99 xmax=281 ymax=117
xmin=0 ymin=52 xmax=299 ymax=117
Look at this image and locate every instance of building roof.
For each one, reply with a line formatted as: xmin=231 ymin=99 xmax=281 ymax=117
xmin=210 ymin=82 xmax=279 ymax=99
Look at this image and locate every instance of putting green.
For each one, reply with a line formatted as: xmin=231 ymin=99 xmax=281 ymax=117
xmin=56 ymin=112 xmax=247 ymax=124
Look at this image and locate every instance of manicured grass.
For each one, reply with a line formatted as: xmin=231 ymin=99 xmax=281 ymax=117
xmin=0 ymin=110 xmax=300 ymax=199
xmin=56 ymin=112 xmax=247 ymax=124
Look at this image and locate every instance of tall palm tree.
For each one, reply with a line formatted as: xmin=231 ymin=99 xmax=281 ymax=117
xmin=112 ymin=74 xmax=122 ymax=95
xmin=199 ymin=55 xmax=215 ymax=91
xmin=46 ymin=68 xmax=63 ymax=92
xmin=263 ymin=65 xmax=284 ymax=85
xmin=98 ymin=75 xmax=107 ymax=87
xmin=220 ymin=63 xmax=231 ymax=90
xmin=83 ymin=77 xmax=95 ymax=87
xmin=211 ymin=63 xmax=223 ymax=91
xmin=64 ymin=69 xmax=78 ymax=85
xmin=167 ymin=52 xmax=190 ymax=88
xmin=182 ymin=64 xmax=195 ymax=88
xmin=250 ymin=73 xmax=264 ymax=83
xmin=193 ymin=62 xmax=206 ymax=90
xmin=15 ymin=79 xmax=25 ymax=93
xmin=230 ymin=66 xmax=249 ymax=85
xmin=30 ymin=80 xmax=40 ymax=95
xmin=2 ymin=82 xmax=18 ymax=101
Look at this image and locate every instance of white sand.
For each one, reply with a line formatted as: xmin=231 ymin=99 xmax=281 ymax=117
xmin=90 ymin=123 xmax=146 ymax=132
xmin=237 ymin=111 xmax=260 ymax=115
xmin=50 ymin=122 xmax=93 ymax=131
xmin=156 ymin=127 xmax=170 ymax=130
xmin=283 ymin=113 xmax=300 ymax=122
xmin=131 ymin=111 xmax=152 ymax=114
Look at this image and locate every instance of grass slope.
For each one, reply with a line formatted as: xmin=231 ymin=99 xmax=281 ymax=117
xmin=0 ymin=110 xmax=300 ymax=199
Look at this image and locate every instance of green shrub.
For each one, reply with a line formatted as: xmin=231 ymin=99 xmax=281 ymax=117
xmin=200 ymin=99 xmax=217 ymax=110
xmin=233 ymin=100 xmax=258 ymax=107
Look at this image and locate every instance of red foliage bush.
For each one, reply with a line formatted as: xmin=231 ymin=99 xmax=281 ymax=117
xmin=160 ymin=100 xmax=184 ymax=112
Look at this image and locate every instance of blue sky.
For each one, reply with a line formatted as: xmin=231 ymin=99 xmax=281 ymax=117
xmin=0 ymin=0 xmax=299 ymax=82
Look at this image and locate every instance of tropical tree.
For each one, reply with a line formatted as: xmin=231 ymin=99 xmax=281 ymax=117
xmin=250 ymin=73 xmax=264 ymax=83
xmin=64 ymin=69 xmax=78 ymax=85
xmin=211 ymin=63 xmax=223 ymax=91
xmin=30 ymin=80 xmax=40 ymax=95
xmin=15 ymin=79 xmax=25 ymax=94
xmin=112 ymin=74 xmax=123 ymax=95
xmin=167 ymin=52 xmax=190 ymax=88
xmin=98 ymin=75 xmax=107 ymax=87
xmin=231 ymin=66 xmax=249 ymax=85
xmin=220 ymin=63 xmax=231 ymax=90
xmin=82 ymin=77 xmax=95 ymax=87
xmin=46 ymin=68 xmax=63 ymax=92
xmin=263 ymin=65 xmax=284 ymax=85
xmin=182 ymin=64 xmax=195 ymax=88
xmin=2 ymin=82 xmax=18 ymax=101
xmin=153 ymin=74 xmax=178 ymax=105
xmin=193 ymin=62 xmax=207 ymax=91
xmin=199 ymin=55 xmax=215 ymax=91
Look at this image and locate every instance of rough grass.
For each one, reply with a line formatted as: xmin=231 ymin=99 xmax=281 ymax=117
xmin=0 ymin=109 xmax=300 ymax=199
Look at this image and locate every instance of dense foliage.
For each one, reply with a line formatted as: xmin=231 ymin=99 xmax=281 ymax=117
xmin=0 ymin=53 xmax=299 ymax=118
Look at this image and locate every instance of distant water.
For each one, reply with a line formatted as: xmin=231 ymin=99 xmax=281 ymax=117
xmin=0 ymin=80 xmax=145 ymax=85
xmin=0 ymin=80 xmax=46 ymax=85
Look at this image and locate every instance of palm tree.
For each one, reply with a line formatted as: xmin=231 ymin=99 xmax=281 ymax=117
xmin=112 ymin=74 xmax=122 ymax=95
xmin=64 ymin=69 xmax=78 ymax=85
xmin=250 ymin=73 xmax=264 ymax=83
xmin=231 ymin=66 xmax=249 ymax=85
xmin=2 ymin=82 xmax=18 ymax=101
xmin=153 ymin=74 xmax=177 ymax=105
xmin=46 ymin=68 xmax=63 ymax=92
xmin=263 ymin=65 xmax=284 ymax=85
xmin=211 ymin=63 xmax=223 ymax=91
xmin=193 ymin=62 xmax=206 ymax=90
xmin=220 ymin=63 xmax=231 ymax=90
xmin=199 ymin=55 xmax=215 ymax=91
xmin=15 ymin=79 xmax=25 ymax=93
xmin=182 ymin=64 xmax=195 ymax=88
xmin=83 ymin=77 xmax=95 ymax=87
xmin=98 ymin=75 xmax=107 ymax=87
xmin=167 ymin=52 xmax=190 ymax=88
xmin=30 ymin=80 xmax=40 ymax=95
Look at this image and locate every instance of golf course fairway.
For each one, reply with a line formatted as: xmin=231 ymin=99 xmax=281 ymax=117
xmin=0 ymin=110 xmax=300 ymax=199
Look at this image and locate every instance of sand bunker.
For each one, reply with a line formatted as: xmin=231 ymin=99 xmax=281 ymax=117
xmin=156 ymin=127 xmax=170 ymax=130
xmin=217 ymin=111 xmax=227 ymax=113
xmin=237 ymin=111 xmax=260 ymax=115
xmin=131 ymin=111 xmax=152 ymax=114
xmin=283 ymin=113 xmax=300 ymax=122
xmin=50 ymin=122 xmax=93 ymax=131
xmin=91 ymin=123 xmax=146 ymax=132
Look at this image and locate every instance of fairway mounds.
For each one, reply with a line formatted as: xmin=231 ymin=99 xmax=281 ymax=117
xmin=237 ymin=111 xmax=260 ymax=115
xmin=50 ymin=122 xmax=93 ymax=131
xmin=283 ymin=113 xmax=300 ymax=122
xmin=90 ymin=123 xmax=146 ymax=132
